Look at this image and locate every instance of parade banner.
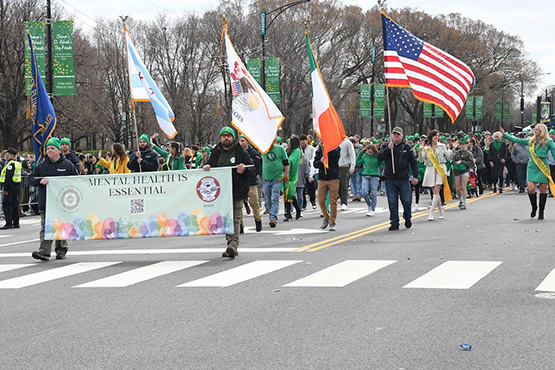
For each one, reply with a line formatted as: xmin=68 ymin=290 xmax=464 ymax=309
xmin=475 ymin=96 xmax=483 ymax=119
xmin=503 ymin=101 xmax=510 ymax=120
xmin=465 ymin=97 xmax=474 ymax=119
xmin=265 ymin=57 xmax=281 ymax=105
xmin=247 ymin=58 xmax=262 ymax=86
xmin=495 ymin=102 xmax=502 ymax=120
xmin=374 ymin=84 xmax=385 ymax=118
xmin=45 ymin=169 xmax=234 ymax=240
xmin=25 ymin=21 xmax=46 ymax=95
xmin=423 ymin=102 xmax=443 ymax=118
xmin=52 ymin=21 xmax=76 ymax=95
xmin=423 ymin=102 xmax=432 ymax=118
xmin=360 ymin=84 xmax=371 ymax=118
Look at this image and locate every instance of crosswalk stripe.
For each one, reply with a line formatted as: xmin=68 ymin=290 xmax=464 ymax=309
xmin=0 ymin=264 xmax=33 ymax=273
xmin=0 ymin=262 xmax=120 ymax=289
xmin=74 ymin=261 xmax=208 ymax=288
xmin=178 ymin=260 xmax=302 ymax=287
xmin=535 ymin=268 xmax=555 ymax=292
xmin=284 ymin=260 xmax=397 ymax=287
xmin=403 ymin=261 xmax=502 ymax=289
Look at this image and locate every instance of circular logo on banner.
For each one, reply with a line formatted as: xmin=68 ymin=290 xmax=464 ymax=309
xmin=196 ymin=176 xmax=221 ymax=203
xmin=60 ymin=188 xmax=80 ymax=210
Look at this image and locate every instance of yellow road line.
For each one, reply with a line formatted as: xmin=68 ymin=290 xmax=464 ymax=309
xmin=300 ymin=186 xmax=509 ymax=253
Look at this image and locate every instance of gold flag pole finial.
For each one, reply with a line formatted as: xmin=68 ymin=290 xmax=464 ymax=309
xmin=303 ymin=19 xmax=309 ymax=34
xmin=221 ymin=15 xmax=227 ymax=29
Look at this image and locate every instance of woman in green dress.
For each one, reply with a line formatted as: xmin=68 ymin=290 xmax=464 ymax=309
xmin=283 ymin=135 xmax=302 ymax=221
xmin=500 ymin=124 xmax=555 ymax=220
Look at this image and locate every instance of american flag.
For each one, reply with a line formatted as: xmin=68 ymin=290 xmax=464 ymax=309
xmin=382 ymin=13 xmax=475 ymax=123
xmin=231 ymin=81 xmax=243 ymax=96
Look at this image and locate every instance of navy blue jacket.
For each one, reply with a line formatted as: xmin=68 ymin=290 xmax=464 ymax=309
xmin=313 ymin=147 xmax=341 ymax=181
xmin=29 ymin=154 xmax=79 ymax=211
xmin=246 ymin=146 xmax=261 ymax=186
xmin=377 ymin=140 xmax=418 ymax=180
xmin=64 ymin=151 xmax=81 ymax=172
xmin=127 ymin=147 xmax=159 ymax=172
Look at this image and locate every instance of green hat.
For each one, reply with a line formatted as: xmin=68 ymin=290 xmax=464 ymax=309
xmin=440 ymin=135 xmax=446 ymax=143
xmin=414 ymin=133 xmax=420 ymax=139
xmin=276 ymin=136 xmax=282 ymax=143
xmin=60 ymin=137 xmax=71 ymax=147
xmin=360 ymin=138 xmax=366 ymax=143
xmin=138 ymin=134 xmax=150 ymax=143
xmin=46 ymin=137 xmax=61 ymax=151
xmin=549 ymin=129 xmax=555 ymax=135
xmin=407 ymin=135 xmax=414 ymax=141
xmin=219 ymin=126 xmax=235 ymax=139
xmin=202 ymin=146 xmax=211 ymax=154
xmin=459 ymin=137 xmax=468 ymax=144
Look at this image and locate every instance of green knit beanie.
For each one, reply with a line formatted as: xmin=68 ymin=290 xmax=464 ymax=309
xmin=46 ymin=137 xmax=61 ymax=151
xmin=219 ymin=126 xmax=235 ymax=139
xmin=138 ymin=134 xmax=150 ymax=143
xmin=60 ymin=137 xmax=71 ymax=147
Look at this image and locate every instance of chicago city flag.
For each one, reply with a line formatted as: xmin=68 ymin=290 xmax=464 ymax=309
xmin=305 ymin=28 xmax=346 ymax=167
xmin=382 ymin=12 xmax=475 ymax=122
xmin=125 ymin=27 xmax=176 ymax=138
xmin=223 ymin=24 xmax=284 ymax=154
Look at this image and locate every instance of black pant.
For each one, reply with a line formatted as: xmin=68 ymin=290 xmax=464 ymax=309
xmin=304 ymin=181 xmax=316 ymax=206
xmin=2 ymin=192 xmax=20 ymax=227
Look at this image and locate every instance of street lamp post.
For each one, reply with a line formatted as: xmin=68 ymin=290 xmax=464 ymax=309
xmin=260 ymin=0 xmax=310 ymax=91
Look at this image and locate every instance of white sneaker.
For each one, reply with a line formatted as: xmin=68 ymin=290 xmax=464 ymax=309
xmin=438 ymin=206 xmax=444 ymax=219
xmin=340 ymin=204 xmax=347 ymax=211
xmin=366 ymin=207 xmax=374 ymax=217
xmin=428 ymin=212 xmax=434 ymax=221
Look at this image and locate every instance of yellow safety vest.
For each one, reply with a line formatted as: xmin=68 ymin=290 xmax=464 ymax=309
xmin=0 ymin=160 xmax=22 ymax=184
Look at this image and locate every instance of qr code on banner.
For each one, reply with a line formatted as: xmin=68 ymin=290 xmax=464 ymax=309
xmin=130 ymin=199 xmax=145 ymax=215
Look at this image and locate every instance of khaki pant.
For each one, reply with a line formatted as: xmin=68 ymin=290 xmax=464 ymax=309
xmin=226 ymin=199 xmax=244 ymax=249
xmin=39 ymin=212 xmax=68 ymax=256
xmin=318 ymin=179 xmax=339 ymax=225
xmin=240 ymin=185 xmax=262 ymax=226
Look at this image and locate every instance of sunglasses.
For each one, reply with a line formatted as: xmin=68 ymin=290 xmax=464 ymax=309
xmin=221 ymin=133 xmax=233 ymax=138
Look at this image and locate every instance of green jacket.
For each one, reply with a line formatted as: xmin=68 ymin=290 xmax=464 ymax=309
xmin=356 ymin=151 xmax=382 ymax=177
xmin=153 ymin=144 xmax=186 ymax=171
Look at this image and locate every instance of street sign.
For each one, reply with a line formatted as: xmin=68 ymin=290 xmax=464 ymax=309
xmin=260 ymin=11 xmax=266 ymax=35
xmin=378 ymin=123 xmax=386 ymax=133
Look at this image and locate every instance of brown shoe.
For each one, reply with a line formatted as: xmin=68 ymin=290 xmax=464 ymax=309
xmin=269 ymin=220 xmax=277 ymax=228
xmin=222 ymin=246 xmax=238 ymax=258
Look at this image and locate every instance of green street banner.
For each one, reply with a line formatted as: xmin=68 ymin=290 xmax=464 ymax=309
xmin=52 ymin=21 xmax=76 ymax=95
xmin=247 ymin=58 xmax=261 ymax=86
xmin=25 ymin=21 xmax=46 ymax=96
xmin=423 ymin=102 xmax=432 ymax=118
xmin=374 ymin=84 xmax=385 ymax=118
xmin=265 ymin=57 xmax=280 ymax=105
xmin=475 ymin=96 xmax=483 ymax=119
xmin=360 ymin=84 xmax=371 ymax=118
xmin=45 ymin=169 xmax=234 ymax=240
xmin=495 ymin=102 xmax=502 ymax=120
xmin=532 ymin=111 xmax=537 ymax=123
xmin=465 ymin=97 xmax=474 ymax=119
xmin=503 ymin=101 xmax=510 ymax=120
xmin=435 ymin=106 xmax=444 ymax=118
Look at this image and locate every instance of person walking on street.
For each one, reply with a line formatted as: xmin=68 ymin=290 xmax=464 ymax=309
xmin=239 ymin=135 xmax=263 ymax=232
xmin=0 ymin=149 xmax=22 ymax=229
xmin=203 ymin=127 xmax=252 ymax=258
xmin=127 ymin=134 xmax=160 ymax=172
xmin=338 ymin=137 xmax=356 ymax=210
xmin=452 ymin=137 xmax=474 ymax=210
xmin=283 ymin=136 xmax=302 ymax=221
xmin=378 ymin=127 xmax=419 ymax=230
xmin=262 ymin=138 xmax=289 ymax=228
xmin=468 ymin=138 xmax=486 ymax=195
xmin=419 ymin=130 xmax=454 ymax=221
xmin=511 ymin=133 xmax=529 ymax=193
xmin=314 ymin=145 xmax=341 ymax=231
xmin=300 ymin=134 xmax=317 ymax=209
xmin=356 ymin=143 xmax=382 ymax=217
xmin=488 ymin=131 xmax=508 ymax=193
xmin=29 ymin=138 xmax=79 ymax=261
xmin=500 ymin=124 xmax=555 ymax=220
xmin=60 ymin=138 xmax=81 ymax=173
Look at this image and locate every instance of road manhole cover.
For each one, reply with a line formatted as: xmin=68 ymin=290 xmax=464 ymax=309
xmin=534 ymin=292 xmax=555 ymax=299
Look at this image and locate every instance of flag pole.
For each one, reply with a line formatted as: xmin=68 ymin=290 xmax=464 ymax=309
xmin=386 ymin=85 xmax=395 ymax=173
xmin=120 ymin=16 xmax=140 ymax=153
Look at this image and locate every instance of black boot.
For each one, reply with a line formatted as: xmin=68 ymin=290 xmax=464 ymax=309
xmin=529 ymin=192 xmax=537 ymax=218
xmin=538 ymin=193 xmax=547 ymax=220
xmin=292 ymin=198 xmax=302 ymax=220
xmin=284 ymin=203 xmax=292 ymax=221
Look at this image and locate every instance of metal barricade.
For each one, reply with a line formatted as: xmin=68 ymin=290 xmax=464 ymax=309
xmin=19 ymin=175 xmax=39 ymax=216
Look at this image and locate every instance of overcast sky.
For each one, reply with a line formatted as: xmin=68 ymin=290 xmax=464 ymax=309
xmin=56 ymin=0 xmax=555 ymax=94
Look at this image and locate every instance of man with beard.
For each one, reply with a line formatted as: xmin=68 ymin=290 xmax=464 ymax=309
xmin=29 ymin=138 xmax=79 ymax=261
xmin=203 ymin=127 xmax=252 ymax=258
xmin=127 ymin=134 xmax=160 ymax=172
xmin=60 ymin=138 xmax=81 ymax=173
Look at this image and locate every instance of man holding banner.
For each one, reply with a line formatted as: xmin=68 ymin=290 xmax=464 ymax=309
xmin=204 ymin=127 xmax=252 ymax=258
xmin=30 ymin=138 xmax=79 ymax=261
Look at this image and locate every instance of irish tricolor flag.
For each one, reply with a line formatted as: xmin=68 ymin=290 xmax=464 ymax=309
xmin=305 ymin=29 xmax=346 ymax=167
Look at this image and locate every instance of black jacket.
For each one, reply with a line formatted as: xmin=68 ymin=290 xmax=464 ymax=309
xmin=245 ymin=146 xmax=262 ymax=186
xmin=313 ymin=146 xmax=341 ymax=181
xmin=488 ymin=141 xmax=508 ymax=177
xmin=127 ymin=147 xmax=159 ymax=172
xmin=377 ymin=140 xmax=418 ymax=180
xmin=207 ymin=142 xmax=253 ymax=200
xmin=64 ymin=151 xmax=81 ymax=172
xmin=29 ymin=154 xmax=79 ymax=211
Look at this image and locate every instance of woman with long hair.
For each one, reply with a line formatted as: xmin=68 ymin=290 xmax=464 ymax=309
xmin=468 ymin=138 xmax=485 ymax=195
xmin=419 ymin=130 xmax=455 ymax=221
xmin=283 ymin=135 xmax=302 ymax=221
xmin=97 ymin=143 xmax=130 ymax=174
xmin=356 ymin=143 xmax=382 ymax=216
xmin=500 ymin=124 xmax=555 ymax=220
xmin=152 ymin=140 xmax=186 ymax=171
xmin=452 ymin=137 xmax=474 ymax=210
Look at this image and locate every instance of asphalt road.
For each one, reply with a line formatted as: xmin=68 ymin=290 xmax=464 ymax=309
xmin=0 ymin=188 xmax=554 ymax=370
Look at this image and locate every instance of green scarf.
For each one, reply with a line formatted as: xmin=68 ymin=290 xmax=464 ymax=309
xmin=493 ymin=140 xmax=502 ymax=152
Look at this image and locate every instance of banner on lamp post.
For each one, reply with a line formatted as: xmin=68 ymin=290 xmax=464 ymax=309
xmin=52 ymin=20 xmax=76 ymax=95
xmin=246 ymin=58 xmax=261 ymax=86
xmin=465 ymin=97 xmax=474 ymax=119
xmin=475 ymin=96 xmax=483 ymax=119
xmin=373 ymin=84 xmax=385 ymax=118
xmin=495 ymin=102 xmax=502 ymax=120
xmin=360 ymin=84 xmax=371 ymax=118
xmin=25 ymin=21 xmax=46 ymax=96
xmin=265 ymin=57 xmax=280 ymax=105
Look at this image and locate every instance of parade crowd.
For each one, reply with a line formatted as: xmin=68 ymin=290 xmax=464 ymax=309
xmin=1 ymin=124 xmax=555 ymax=261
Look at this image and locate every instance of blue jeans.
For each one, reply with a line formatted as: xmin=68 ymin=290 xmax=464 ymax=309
xmin=263 ymin=179 xmax=281 ymax=222
xmin=350 ymin=170 xmax=362 ymax=197
xmin=296 ymin=187 xmax=304 ymax=210
xmin=361 ymin=176 xmax=379 ymax=210
xmin=516 ymin=163 xmax=527 ymax=190
xmin=385 ymin=178 xmax=412 ymax=226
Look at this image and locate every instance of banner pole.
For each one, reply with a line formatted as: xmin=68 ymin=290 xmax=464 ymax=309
xmin=386 ymin=85 xmax=395 ymax=174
